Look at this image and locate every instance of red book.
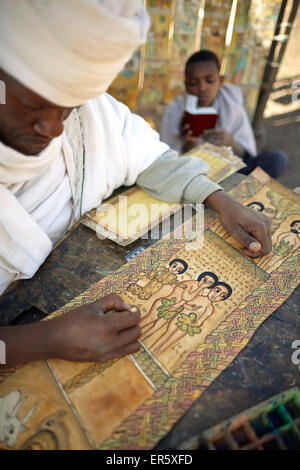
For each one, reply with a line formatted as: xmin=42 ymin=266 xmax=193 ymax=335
xmin=183 ymin=95 xmax=218 ymax=137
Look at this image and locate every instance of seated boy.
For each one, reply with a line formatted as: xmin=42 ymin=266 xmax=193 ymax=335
xmin=160 ymin=49 xmax=287 ymax=179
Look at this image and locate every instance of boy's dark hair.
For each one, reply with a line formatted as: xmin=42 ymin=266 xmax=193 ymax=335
xmin=185 ymin=49 xmax=220 ymax=75
xmin=197 ymin=271 xmax=218 ymax=287
xmin=169 ymin=258 xmax=188 ymax=274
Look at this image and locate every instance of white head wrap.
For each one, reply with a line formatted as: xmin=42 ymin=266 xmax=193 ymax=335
xmin=0 ymin=0 xmax=150 ymax=106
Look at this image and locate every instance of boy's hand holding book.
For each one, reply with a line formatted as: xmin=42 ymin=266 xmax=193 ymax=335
xmin=180 ymin=120 xmax=198 ymax=153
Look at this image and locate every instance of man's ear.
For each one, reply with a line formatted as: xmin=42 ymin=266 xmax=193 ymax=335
xmin=219 ymin=75 xmax=225 ymax=85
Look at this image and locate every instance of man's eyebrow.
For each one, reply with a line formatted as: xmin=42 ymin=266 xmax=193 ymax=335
xmin=20 ymin=95 xmax=42 ymax=106
xmin=19 ymin=96 xmax=46 ymax=110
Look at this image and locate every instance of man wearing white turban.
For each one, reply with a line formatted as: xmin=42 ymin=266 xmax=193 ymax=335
xmin=0 ymin=0 xmax=271 ymax=365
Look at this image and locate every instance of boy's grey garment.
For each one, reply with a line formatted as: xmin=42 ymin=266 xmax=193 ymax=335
xmin=137 ymin=149 xmax=222 ymax=204
xmin=160 ymin=84 xmax=257 ymax=156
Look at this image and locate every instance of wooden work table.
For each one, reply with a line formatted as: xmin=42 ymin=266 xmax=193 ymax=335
xmin=1 ymin=173 xmax=299 ymax=449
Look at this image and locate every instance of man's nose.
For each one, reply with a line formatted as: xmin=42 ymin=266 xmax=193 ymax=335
xmin=33 ymin=119 xmax=64 ymax=139
xmin=33 ymin=109 xmax=70 ymax=138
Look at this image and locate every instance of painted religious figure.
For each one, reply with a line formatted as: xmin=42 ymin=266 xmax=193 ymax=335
xmin=246 ymin=201 xmax=265 ymax=213
xmin=140 ymin=268 xmax=232 ymax=356
xmin=146 ymin=280 xmax=232 ymax=355
xmin=212 ymin=185 xmax=300 ymax=263
xmin=127 ymin=258 xmax=188 ymax=300
xmin=260 ymin=220 xmax=300 ymax=271
xmin=141 ymin=271 xmax=218 ymax=339
xmin=247 ymin=189 xmax=300 ymax=236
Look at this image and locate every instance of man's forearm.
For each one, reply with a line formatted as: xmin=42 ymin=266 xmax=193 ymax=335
xmin=137 ymin=149 xmax=222 ymax=205
xmin=204 ymin=189 xmax=272 ymax=256
xmin=0 ymin=322 xmax=54 ymax=365
xmin=204 ymin=189 xmax=230 ymax=212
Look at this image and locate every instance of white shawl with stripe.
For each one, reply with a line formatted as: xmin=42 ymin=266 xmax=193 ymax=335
xmin=0 ymin=93 xmax=169 ymax=294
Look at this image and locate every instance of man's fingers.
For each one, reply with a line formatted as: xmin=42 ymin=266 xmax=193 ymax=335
xmin=100 ymin=341 xmax=141 ymax=362
xmin=110 ymin=341 xmax=141 ymax=360
xmin=242 ymin=245 xmax=264 ymax=258
xmin=97 ymin=294 xmax=133 ymax=313
xmin=118 ymin=325 xmax=142 ymax=347
xmin=246 ymin=213 xmax=272 ymax=256
xmin=250 ymin=221 xmax=272 ymax=256
xmin=117 ymin=341 xmax=141 ymax=358
xmin=230 ymin=225 xmax=262 ymax=255
xmin=106 ymin=309 xmax=141 ymax=332
xmin=230 ymin=220 xmax=272 ymax=258
xmin=265 ymin=215 xmax=272 ymax=241
xmin=122 ymin=341 xmax=141 ymax=355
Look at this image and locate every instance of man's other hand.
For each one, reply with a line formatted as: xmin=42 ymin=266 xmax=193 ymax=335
xmin=204 ymin=190 xmax=272 ymax=258
xmin=49 ymin=294 xmax=141 ymax=362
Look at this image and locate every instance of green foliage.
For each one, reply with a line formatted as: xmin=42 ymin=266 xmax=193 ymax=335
xmin=263 ymin=207 xmax=275 ymax=214
xmin=273 ymin=239 xmax=293 ymax=257
xmin=176 ymin=312 xmax=202 ymax=336
xmin=157 ymin=298 xmax=184 ymax=320
xmin=266 ymin=191 xmax=298 ymax=220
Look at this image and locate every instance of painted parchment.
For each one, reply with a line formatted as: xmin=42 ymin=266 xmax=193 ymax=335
xmin=0 ymin=362 xmax=91 ymax=450
xmin=212 ymin=177 xmax=300 ymax=274
xmin=0 ymin=169 xmax=299 ymax=450
xmin=83 ymin=144 xmax=245 ymax=245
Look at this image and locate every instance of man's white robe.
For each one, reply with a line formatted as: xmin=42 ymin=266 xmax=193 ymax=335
xmin=0 ymin=94 xmax=220 ymax=295
xmin=0 ymin=94 xmax=169 ymax=294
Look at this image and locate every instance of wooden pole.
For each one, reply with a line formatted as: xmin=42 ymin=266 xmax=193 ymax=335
xmin=252 ymin=0 xmax=299 ymax=130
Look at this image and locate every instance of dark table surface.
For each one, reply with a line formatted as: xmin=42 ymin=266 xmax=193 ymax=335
xmin=1 ymin=173 xmax=299 ymax=449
